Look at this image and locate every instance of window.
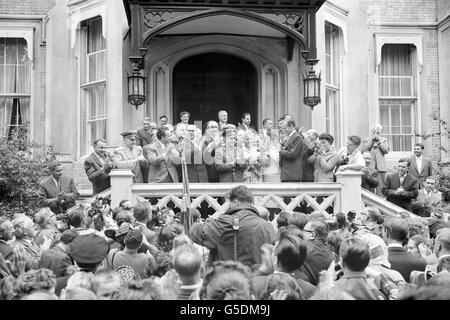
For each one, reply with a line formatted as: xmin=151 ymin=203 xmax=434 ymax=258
xmin=378 ymin=44 xmax=416 ymax=152
xmin=0 ymin=38 xmax=31 ymax=137
xmin=325 ymin=22 xmax=341 ymax=148
xmin=81 ymin=17 xmax=106 ymax=154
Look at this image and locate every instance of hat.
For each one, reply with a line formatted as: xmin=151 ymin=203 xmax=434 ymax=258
xmin=70 ymin=233 xmax=109 ymax=265
xmin=120 ymin=130 xmax=138 ymax=138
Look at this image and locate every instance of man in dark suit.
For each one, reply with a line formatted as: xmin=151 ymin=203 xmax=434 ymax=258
xmin=361 ymin=151 xmax=379 ymax=193
xmin=84 ymin=138 xmax=114 ymax=195
xmin=237 ymin=112 xmax=256 ymax=133
xmin=408 ymin=143 xmax=433 ymax=189
xmin=137 ymin=118 xmax=157 ymax=148
xmin=298 ymin=221 xmax=335 ymax=286
xmin=385 ymin=218 xmax=426 ymax=282
xmin=39 ymin=162 xmax=80 ymax=214
xmin=279 ymin=120 xmax=306 ymax=182
xmin=382 ymin=158 xmax=419 ymax=211
xmin=39 ymin=229 xmax=77 ymax=277
xmin=146 ymin=127 xmax=180 ymax=183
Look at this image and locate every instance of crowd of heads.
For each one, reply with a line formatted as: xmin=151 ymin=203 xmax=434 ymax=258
xmin=1 ymin=185 xmax=450 ymax=300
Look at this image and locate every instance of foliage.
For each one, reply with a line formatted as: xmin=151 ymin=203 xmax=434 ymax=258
xmin=0 ymin=126 xmax=55 ymax=217
xmin=415 ymin=115 xmax=450 ymax=153
xmin=434 ymin=162 xmax=450 ymax=202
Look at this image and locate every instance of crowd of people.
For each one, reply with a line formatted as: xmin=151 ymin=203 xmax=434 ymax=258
xmin=3 ymin=110 xmax=449 ymax=301
xmin=1 ymin=184 xmax=450 ymax=300
xmin=37 ymin=110 xmax=447 ymax=219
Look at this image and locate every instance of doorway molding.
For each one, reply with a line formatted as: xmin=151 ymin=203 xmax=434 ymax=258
xmin=146 ymin=35 xmax=288 ymax=127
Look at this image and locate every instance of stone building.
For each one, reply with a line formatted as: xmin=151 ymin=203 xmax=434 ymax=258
xmin=0 ymin=0 xmax=448 ymax=192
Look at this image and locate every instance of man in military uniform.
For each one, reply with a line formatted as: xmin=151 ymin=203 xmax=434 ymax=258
xmin=112 ymin=130 xmax=146 ymax=183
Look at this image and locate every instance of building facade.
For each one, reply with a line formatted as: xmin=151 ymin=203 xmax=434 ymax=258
xmin=0 ymin=0 xmax=448 ymax=190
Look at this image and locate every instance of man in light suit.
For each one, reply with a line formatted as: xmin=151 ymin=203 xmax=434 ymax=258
xmin=84 ymin=138 xmax=114 ymax=195
xmin=362 ymin=124 xmax=389 ymax=196
xmin=146 ymin=127 xmax=180 ymax=183
xmin=112 ymin=130 xmax=146 ymax=183
xmin=215 ymin=124 xmax=246 ymax=182
xmin=39 ymin=162 xmax=80 ymax=214
xmin=408 ymin=143 xmax=433 ymax=189
xmin=382 ymin=158 xmax=419 ymax=211
xmin=279 ymin=119 xmax=306 ymax=182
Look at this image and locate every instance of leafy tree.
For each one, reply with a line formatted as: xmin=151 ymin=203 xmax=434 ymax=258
xmin=0 ymin=126 xmax=55 ymax=217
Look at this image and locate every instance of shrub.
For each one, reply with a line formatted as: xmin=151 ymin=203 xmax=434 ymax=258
xmin=0 ymin=126 xmax=55 ymax=217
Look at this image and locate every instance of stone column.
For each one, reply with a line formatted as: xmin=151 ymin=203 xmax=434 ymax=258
xmin=109 ymin=169 xmax=134 ymax=208
xmin=335 ymin=169 xmax=362 ymax=213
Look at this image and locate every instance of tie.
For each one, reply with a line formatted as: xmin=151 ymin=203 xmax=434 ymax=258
xmin=55 ymin=179 xmax=61 ymax=192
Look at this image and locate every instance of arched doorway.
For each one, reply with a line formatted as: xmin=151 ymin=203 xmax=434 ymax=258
xmin=173 ymin=52 xmax=258 ymax=130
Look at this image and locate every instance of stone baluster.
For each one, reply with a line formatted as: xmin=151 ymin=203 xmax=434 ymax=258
xmin=335 ymin=169 xmax=363 ymax=214
xmin=109 ymin=169 xmax=134 ymax=208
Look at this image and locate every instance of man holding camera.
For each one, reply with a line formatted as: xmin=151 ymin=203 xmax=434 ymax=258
xmin=362 ymin=124 xmax=390 ymax=196
xmin=84 ymin=138 xmax=114 ymax=195
xmin=39 ymin=161 xmax=80 ymax=214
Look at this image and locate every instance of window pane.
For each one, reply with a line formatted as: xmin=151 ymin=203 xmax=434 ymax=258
xmin=392 ymin=136 xmax=401 ymax=152
xmin=380 ymin=104 xmax=390 ymax=134
xmin=379 ymin=101 xmax=414 ymax=152
xmin=379 ymin=44 xmax=415 ymax=98
xmin=0 ymin=38 xmax=30 ymax=94
xmin=401 ymin=78 xmax=411 ymax=96
xmin=379 ymin=78 xmax=389 ymax=96
xmin=390 ymin=78 xmax=401 ymax=96
xmin=88 ymin=87 xmax=97 ymax=120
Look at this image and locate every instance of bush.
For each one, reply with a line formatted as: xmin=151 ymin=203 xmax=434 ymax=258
xmin=0 ymin=126 xmax=55 ymax=217
xmin=434 ymin=162 xmax=450 ymax=202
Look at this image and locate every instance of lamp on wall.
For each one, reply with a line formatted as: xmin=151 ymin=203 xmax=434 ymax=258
xmin=128 ymin=48 xmax=147 ymax=109
xmin=301 ymin=50 xmax=321 ymax=110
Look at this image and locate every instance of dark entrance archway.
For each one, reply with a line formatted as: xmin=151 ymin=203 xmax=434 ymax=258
xmin=173 ymin=52 xmax=258 ymax=130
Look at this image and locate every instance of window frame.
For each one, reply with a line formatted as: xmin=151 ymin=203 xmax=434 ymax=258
xmin=374 ymin=33 xmax=423 ymax=158
xmin=324 ymin=21 xmax=342 ymax=149
xmin=79 ymin=16 xmax=107 ymax=156
xmin=0 ymin=36 xmax=32 ymax=138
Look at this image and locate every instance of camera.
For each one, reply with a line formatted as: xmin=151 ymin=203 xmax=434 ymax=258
xmin=87 ymin=197 xmax=111 ymax=231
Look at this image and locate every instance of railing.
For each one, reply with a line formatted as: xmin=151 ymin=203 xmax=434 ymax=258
xmin=109 ymin=169 xmax=365 ymax=214
xmin=68 ymin=169 xmax=421 ymax=220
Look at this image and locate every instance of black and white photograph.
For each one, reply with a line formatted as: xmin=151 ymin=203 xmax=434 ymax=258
xmin=0 ymin=0 xmax=449 ymax=305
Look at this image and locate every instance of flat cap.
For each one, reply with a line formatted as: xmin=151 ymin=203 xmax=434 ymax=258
xmin=70 ymin=233 xmax=109 ymax=264
xmin=120 ymin=130 xmax=138 ymax=138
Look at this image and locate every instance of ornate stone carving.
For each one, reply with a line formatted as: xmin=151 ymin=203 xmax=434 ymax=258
xmin=144 ymin=10 xmax=174 ymax=29
xmin=253 ymin=10 xmax=306 ymax=35
xmin=143 ymin=9 xmax=197 ymax=30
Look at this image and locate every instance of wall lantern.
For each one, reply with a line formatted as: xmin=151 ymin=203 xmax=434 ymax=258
xmin=128 ymin=48 xmax=147 ymax=109
xmin=301 ymin=51 xmax=321 ymax=110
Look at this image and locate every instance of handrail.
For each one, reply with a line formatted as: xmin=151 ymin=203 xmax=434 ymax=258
xmin=361 ymin=188 xmax=419 ymax=218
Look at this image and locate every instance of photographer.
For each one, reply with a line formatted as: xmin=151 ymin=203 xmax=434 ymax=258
xmin=362 ymin=124 xmax=390 ymax=196
xmin=307 ymin=133 xmax=339 ymax=183
xmin=335 ymin=136 xmax=365 ymax=173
